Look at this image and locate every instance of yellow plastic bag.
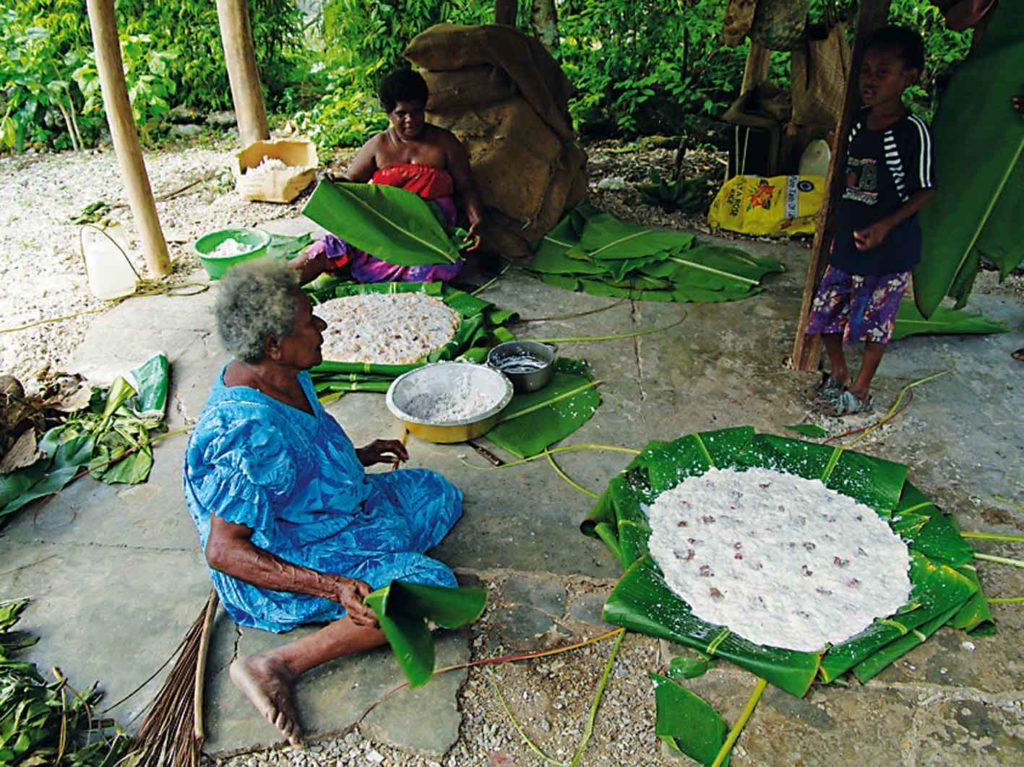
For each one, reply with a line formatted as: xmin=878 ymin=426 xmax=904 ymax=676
xmin=708 ymin=175 xmax=825 ymax=237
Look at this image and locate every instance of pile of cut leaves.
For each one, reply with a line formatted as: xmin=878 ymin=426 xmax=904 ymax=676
xmin=0 ymin=354 xmax=169 ymax=526
xmin=0 ymin=598 xmax=128 ymax=765
xmin=583 ymin=427 xmax=992 ymax=765
xmin=530 ymin=203 xmax=784 ymax=303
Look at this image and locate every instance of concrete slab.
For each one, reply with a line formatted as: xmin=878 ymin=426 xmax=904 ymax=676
xmin=2 ymin=220 xmax=1022 ymax=763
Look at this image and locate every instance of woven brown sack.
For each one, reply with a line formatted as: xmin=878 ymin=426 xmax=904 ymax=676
xmin=406 ymin=24 xmax=574 ymax=140
xmin=749 ymin=0 xmax=810 ymax=51
xmin=791 ymin=21 xmax=851 ymax=132
xmin=723 ymin=0 xmax=758 ymax=47
xmin=423 ymin=65 xmax=517 ymax=112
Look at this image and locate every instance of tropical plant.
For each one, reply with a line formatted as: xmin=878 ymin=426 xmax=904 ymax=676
xmin=0 ymin=599 xmax=129 ymax=766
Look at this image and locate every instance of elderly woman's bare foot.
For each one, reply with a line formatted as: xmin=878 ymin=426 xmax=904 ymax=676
xmin=230 ymin=655 xmax=303 ymax=745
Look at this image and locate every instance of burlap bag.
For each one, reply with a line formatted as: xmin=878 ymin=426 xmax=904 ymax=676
xmin=749 ymin=0 xmax=810 ymax=51
xmin=423 ymin=65 xmax=517 ymax=112
xmin=791 ymin=22 xmax=851 ymax=131
xmin=405 ymin=24 xmax=587 ymax=259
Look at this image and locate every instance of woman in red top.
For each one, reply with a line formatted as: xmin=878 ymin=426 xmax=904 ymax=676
xmin=297 ymin=70 xmax=484 ymax=284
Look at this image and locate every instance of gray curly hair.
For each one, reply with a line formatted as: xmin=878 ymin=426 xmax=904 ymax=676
xmin=216 ymin=259 xmax=301 ymax=363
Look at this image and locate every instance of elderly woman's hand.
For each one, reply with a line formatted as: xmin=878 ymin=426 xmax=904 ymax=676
xmin=356 ymin=439 xmax=409 ymax=467
xmin=327 ymin=576 xmax=379 ymax=627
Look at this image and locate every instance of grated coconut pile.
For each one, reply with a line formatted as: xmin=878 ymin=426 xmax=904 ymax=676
xmin=316 ymin=292 xmax=461 ymax=365
xmin=646 ymin=467 xmax=912 ymax=652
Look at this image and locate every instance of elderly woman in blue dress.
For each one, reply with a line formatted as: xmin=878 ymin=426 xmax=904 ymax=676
xmin=184 ymin=260 xmax=462 ymax=745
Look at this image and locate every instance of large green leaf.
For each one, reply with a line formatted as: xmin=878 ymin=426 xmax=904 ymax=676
xmin=892 ymin=303 xmax=1008 ymax=341
xmin=650 ymin=673 xmax=729 ymax=767
xmin=587 ymin=428 xmax=988 ymax=695
xmin=914 ymin=0 xmax=1024 ymax=315
xmin=819 ymin=552 xmax=976 ymax=682
xmin=579 ymin=212 xmax=696 ymax=260
xmin=850 ymin=604 xmax=961 ymax=684
xmin=364 ymin=581 xmax=487 ymax=689
xmin=0 ymin=434 xmax=94 ymax=520
xmin=485 ymin=359 xmax=601 ymax=458
xmin=606 ymin=557 xmax=822 ymax=697
xmin=302 ymin=180 xmax=460 ymax=266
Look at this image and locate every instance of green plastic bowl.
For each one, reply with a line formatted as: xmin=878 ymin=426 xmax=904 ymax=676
xmin=193 ymin=227 xmax=272 ymax=279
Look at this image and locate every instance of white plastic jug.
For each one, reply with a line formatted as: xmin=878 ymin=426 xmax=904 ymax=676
xmin=81 ymin=225 xmax=139 ymax=300
xmin=799 ymin=139 xmax=832 ymax=178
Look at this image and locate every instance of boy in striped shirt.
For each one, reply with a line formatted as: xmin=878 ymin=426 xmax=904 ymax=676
xmin=808 ymin=26 xmax=936 ymax=415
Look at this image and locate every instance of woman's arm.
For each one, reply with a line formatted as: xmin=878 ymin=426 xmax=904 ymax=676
xmin=205 ymin=514 xmax=378 ymax=626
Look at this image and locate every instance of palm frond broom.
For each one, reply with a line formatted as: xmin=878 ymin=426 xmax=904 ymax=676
xmin=122 ymin=589 xmax=219 ymax=767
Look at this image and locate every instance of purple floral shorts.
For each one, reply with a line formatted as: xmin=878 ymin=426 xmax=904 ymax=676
xmin=807 ymin=266 xmax=909 ymax=345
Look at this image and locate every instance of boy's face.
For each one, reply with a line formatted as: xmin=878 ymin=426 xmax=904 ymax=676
xmin=859 ymin=48 xmax=919 ymax=108
xmin=388 ymin=100 xmax=426 ymax=140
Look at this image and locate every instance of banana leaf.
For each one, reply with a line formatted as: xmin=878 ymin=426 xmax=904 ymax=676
xmin=0 ymin=433 xmax=93 ymax=521
xmin=530 ymin=206 xmax=784 ymax=304
xmin=485 ymin=358 xmax=601 ymax=458
xmin=606 ymin=557 xmax=822 ymax=697
xmin=266 ymin=232 xmax=313 ymax=262
xmin=666 ymin=654 xmax=713 ymax=680
xmin=650 ymin=673 xmax=729 ymax=766
xmin=364 ymin=581 xmax=487 ymax=689
xmin=913 ymin=0 xmax=1024 ymax=315
xmin=785 ymin=423 xmax=829 ymax=438
xmin=302 ymin=180 xmax=460 ymax=266
xmin=892 ymin=303 xmax=1008 ymax=341
xmin=851 ymin=603 xmax=961 ymax=684
xmin=948 ymin=566 xmax=996 ymax=636
xmin=587 ymin=428 xmax=988 ymax=696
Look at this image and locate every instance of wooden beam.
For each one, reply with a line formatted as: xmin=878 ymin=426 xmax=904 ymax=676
xmin=790 ymin=0 xmax=892 ymax=371
xmin=216 ymin=0 xmax=269 ymax=147
xmin=740 ymin=42 xmax=770 ymax=95
xmin=495 ymin=0 xmax=517 ymax=26
xmin=85 ymin=0 xmax=170 ymax=277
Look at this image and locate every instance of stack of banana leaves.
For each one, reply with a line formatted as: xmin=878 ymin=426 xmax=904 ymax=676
xmin=529 ymin=203 xmax=785 ymax=302
xmin=305 ymin=279 xmax=518 ymax=397
xmin=914 ymin=0 xmax=1023 ymax=316
xmin=583 ymin=427 xmax=991 ymax=761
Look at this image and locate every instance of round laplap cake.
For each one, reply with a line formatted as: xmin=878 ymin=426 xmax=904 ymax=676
xmin=316 ymin=292 xmax=461 ymax=365
xmin=646 ymin=466 xmax=912 ymax=652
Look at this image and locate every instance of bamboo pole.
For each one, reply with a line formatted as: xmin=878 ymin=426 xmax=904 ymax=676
xmin=216 ymin=0 xmax=269 ymax=147
xmin=85 ymin=0 xmax=171 ymax=277
xmin=790 ymin=0 xmax=892 ymax=371
xmin=495 ymin=0 xmax=517 ymax=26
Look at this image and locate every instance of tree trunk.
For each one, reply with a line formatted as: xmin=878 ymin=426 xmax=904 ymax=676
xmin=495 ymin=0 xmax=517 ymax=27
xmin=531 ymin=0 xmax=559 ymax=51
xmin=790 ymin=0 xmax=892 ymax=371
xmin=216 ymin=0 xmax=269 ymax=147
xmin=84 ymin=0 xmax=170 ymax=277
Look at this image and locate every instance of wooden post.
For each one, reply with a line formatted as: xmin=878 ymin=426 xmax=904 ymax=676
xmin=495 ymin=0 xmax=517 ymax=26
xmin=740 ymin=42 xmax=770 ymax=95
xmin=216 ymin=0 xmax=269 ymax=147
xmin=789 ymin=0 xmax=892 ymax=371
xmin=85 ymin=0 xmax=170 ymax=277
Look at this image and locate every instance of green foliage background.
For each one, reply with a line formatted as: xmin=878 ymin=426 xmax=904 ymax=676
xmin=0 ymin=0 xmax=973 ymax=152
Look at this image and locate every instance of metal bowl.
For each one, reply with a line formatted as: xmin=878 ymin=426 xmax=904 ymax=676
xmin=486 ymin=341 xmax=557 ymax=393
xmin=385 ymin=362 xmax=513 ymax=444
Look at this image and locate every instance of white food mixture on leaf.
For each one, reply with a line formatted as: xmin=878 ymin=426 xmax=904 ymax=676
xmin=316 ymin=293 xmax=461 ymax=365
xmin=647 ymin=467 xmax=911 ymax=652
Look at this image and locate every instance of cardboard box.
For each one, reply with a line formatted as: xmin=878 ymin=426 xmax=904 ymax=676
xmin=235 ymin=138 xmax=319 ymax=203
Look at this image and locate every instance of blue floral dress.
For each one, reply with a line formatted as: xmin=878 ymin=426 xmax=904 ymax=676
xmin=183 ymin=368 xmax=461 ymax=633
